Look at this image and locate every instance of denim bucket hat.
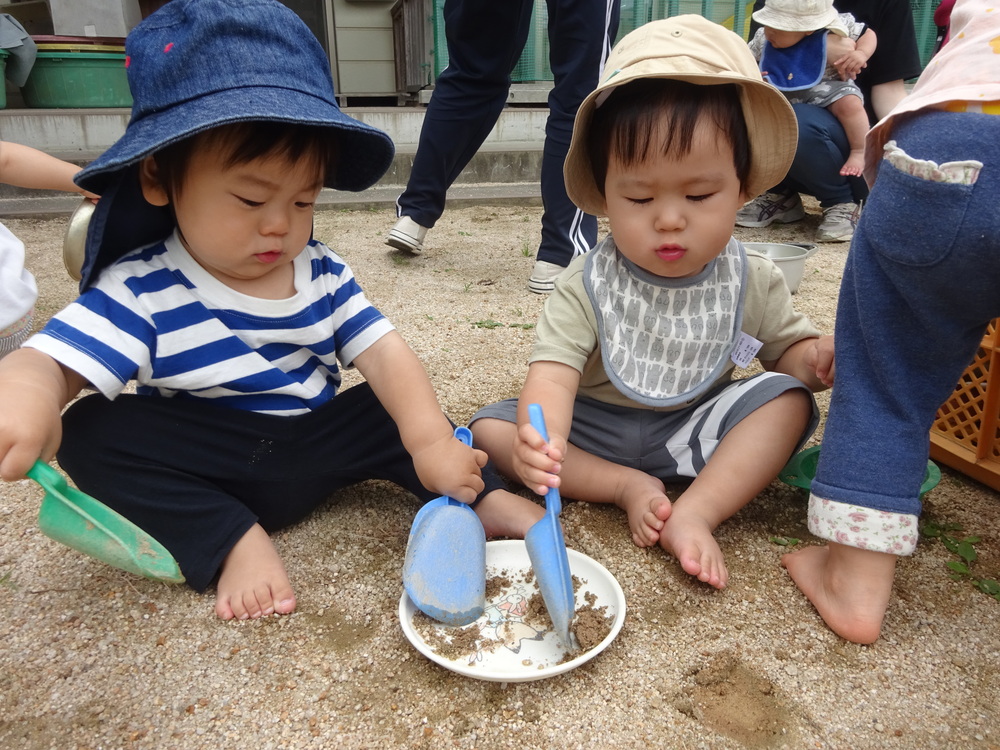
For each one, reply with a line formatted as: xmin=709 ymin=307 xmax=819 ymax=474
xmin=74 ymin=0 xmax=395 ymax=289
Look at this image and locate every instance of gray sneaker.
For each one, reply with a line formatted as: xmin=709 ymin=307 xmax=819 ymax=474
xmin=816 ymin=202 xmax=861 ymax=242
xmin=735 ymin=191 xmax=805 ymax=228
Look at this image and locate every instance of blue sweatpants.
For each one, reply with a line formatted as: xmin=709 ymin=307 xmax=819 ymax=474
xmin=812 ymin=110 xmax=1000 ymax=529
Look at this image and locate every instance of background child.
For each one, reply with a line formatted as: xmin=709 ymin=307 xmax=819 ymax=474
xmin=748 ymin=0 xmax=876 ymax=176
xmin=0 ymin=0 xmax=542 ymax=621
xmin=470 ymin=16 xmax=834 ymax=590
xmin=782 ymin=0 xmax=1000 ymax=644
xmin=0 ymin=141 xmax=98 ymax=357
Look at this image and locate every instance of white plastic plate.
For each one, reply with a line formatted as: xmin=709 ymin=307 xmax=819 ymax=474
xmin=399 ymin=539 xmax=626 ymax=682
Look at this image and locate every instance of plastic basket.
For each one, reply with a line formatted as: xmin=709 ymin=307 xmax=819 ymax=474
xmin=21 ymin=51 xmax=132 ymax=108
xmin=929 ymin=319 xmax=1000 ymax=491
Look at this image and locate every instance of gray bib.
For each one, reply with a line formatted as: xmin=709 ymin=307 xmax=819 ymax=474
xmin=583 ymin=237 xmax=747 ymax=407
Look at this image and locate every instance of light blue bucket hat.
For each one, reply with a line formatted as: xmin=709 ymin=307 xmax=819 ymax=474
xmin=74 ymin=0 xmax=395 ymax=289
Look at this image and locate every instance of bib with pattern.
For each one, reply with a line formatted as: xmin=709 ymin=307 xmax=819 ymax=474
xmin=583 ymin=237 xmax=747 ymax=407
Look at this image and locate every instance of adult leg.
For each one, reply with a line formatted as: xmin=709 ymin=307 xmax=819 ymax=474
xmin=778 ymin=103 xmax=864 ymax=207
xmin=532 ymin=0 xmax=620 ymax=283
xmin=394 ymin=0 xmax=534 ymax=231
xmin=785 ymin=110 xmax=1000 ymax=642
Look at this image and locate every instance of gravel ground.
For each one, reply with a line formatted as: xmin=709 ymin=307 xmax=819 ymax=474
xmin=0 ymin=201 xmax=998 ymax=749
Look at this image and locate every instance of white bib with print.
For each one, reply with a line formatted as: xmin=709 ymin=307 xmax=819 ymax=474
xmin=583 ymin=237 xmax=746 ymax=407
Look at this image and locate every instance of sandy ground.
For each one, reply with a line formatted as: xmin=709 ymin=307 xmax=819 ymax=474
xmin=1 ymin=200 xmax=998 ymax=749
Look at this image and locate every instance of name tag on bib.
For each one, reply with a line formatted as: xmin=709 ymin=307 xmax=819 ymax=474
xmin=731 ymin=332 xmax=763 ymax=368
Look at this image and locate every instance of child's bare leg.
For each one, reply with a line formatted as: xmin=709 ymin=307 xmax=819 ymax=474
xmin=215 ymin=523 xmax=296 ymax=621
xmin=472 ymin=417 xmax=669 ymax=547
xmin=654 ymin=390 xmax=811 ymax=589
xmin=473 ymin=488 xmax=545 ymax=538
xmin=781 ymin=542 xmax=896 ymax=644
xmin=830 ymin=95 xmax=868 ymax=177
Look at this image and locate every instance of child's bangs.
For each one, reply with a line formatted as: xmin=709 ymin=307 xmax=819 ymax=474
xmin=590 ymin=79 xmax=751 ymax=192
xmin=207 ymin=122 xmax=336 ymax=179
xmin=154 ymin=122 xmax=338 ymax=198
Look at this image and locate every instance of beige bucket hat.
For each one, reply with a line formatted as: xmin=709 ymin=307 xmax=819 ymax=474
xmin=564 ymin=15 xmax=797 ymax=216
xmin=751 ymin=0 xmax=842 ymax=34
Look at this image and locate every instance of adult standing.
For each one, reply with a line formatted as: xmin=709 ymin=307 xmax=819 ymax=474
xmin=386 ymin=0 xmax=621 ymax=294
xmin=737 ymin=0 xmax=922 ymax=242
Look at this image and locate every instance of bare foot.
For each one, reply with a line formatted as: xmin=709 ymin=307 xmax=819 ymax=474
xmin=840 ymin=149 xmax=864 ymax=177
xmin=473 ymin=489 xmax=545 ymax=538
xmin=215 ymin=523 xmax=297 ymax=620
xmin=615 ymin=473 xmax=669 ymax=548
xmin=781 ymin=542 xmax=896 ymax=644
xmin=657 ymin=504 xmax=727 ymax=588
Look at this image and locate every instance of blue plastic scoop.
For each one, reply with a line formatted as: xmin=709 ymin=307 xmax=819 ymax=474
xmin=402 ymin=427 xmax=486 ymax=626
xmin=524 ymin=403 xmax=575 ymax=645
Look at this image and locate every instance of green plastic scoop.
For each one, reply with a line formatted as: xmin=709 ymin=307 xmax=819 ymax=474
xmin=27 ymin=461 xmax=185 ymax=583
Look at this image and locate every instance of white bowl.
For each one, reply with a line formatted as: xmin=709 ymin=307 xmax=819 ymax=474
xmin=743 ymin=242 xmax=817 ymax=293
xmin=399 ymin=539 xmax=626 ymax=682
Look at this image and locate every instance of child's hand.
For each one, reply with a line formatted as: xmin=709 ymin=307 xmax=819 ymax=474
xmin=804 ymin=334 xmax=836 ymax=388
xmin=512 ymin=420 xmax=566 ymax=497
xmin=825 ymin=34 xmax=856 ymax=73
xmin=410 ymin=432 xmax=487 ymax=505
xmin=833 ymin=49 xmax=868 ymax=80
xmin=0 ymin=379 xmax=63 ymax=481
xmin=0 ymin=349 xmax=78 ymax=481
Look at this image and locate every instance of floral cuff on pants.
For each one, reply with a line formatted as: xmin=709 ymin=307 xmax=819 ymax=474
xmin=807 ymin=493 xmax=919 ymax=556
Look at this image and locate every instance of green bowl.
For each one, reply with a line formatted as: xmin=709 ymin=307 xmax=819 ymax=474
xmin=779 ymin=445 xmax=941 ymax=497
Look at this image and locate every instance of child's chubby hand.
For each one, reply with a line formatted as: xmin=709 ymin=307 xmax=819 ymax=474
xmin=834 ymin=49 xmax=868 ymax=80
xmin=0 ymin=378 xmax=63 ymax=481
xmin=513 ymin=421 xmax=566 ymax=497
xmin=805 ymin=334 xmax=836 ymax=388
xmin=0 ymin=350 xmax=74 ymax=481
xmin=826 ymin=34 xmax=857 ymax=78
xmin=410 ymin=431 xmax=487 ymax=505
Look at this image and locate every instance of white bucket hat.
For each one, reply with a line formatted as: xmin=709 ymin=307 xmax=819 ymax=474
xmin=564 ymin=15 xmax=797 ymax=216
xmin=751 ymin=0 xmax=841 ymax=33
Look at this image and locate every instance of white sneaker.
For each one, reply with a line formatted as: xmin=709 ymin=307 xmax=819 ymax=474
xmin=527 ymin=260 xmax=567 ymax=294
xmin=386 ymin=216 xmax=428 ymax=255
xmin=815 ymin=202 xmax=861 ymax=242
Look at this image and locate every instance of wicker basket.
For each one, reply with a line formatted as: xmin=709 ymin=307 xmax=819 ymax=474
xmin=929 ymin=319 xmax=1000 ymax=490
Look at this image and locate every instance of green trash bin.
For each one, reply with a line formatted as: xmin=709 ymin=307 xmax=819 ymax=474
xmin=21 ymin=51 xmax=132 ymax=108
xmin=0 ymin=50 xmax=7 ymax=109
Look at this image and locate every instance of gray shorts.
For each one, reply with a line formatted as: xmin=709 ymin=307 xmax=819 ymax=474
xmin=786 ymin=77 xmax=863 ymax=109
xmin=469 ymin=372 xmax=818 ymax=481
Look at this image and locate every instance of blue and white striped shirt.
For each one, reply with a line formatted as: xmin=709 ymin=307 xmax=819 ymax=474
xmin=27 ymin=232 xmax=394 ymax=416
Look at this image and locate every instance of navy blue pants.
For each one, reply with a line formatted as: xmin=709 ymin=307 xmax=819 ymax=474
xmin=774 ymin=103 xmax=868 ymax=208
xmin=814 ymin=110 xmax=1000 ymax=522
xmin=57 ymin=383 xmax=506 ymax=591
xmin=396 ymin=0 xmax=620 ymax=267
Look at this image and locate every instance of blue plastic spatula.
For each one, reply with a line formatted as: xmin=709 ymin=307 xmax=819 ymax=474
xmin=524 ymin=403 xmax=575 ymax=645
xmin=402 ymin=426 xmax=487 ymax=626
